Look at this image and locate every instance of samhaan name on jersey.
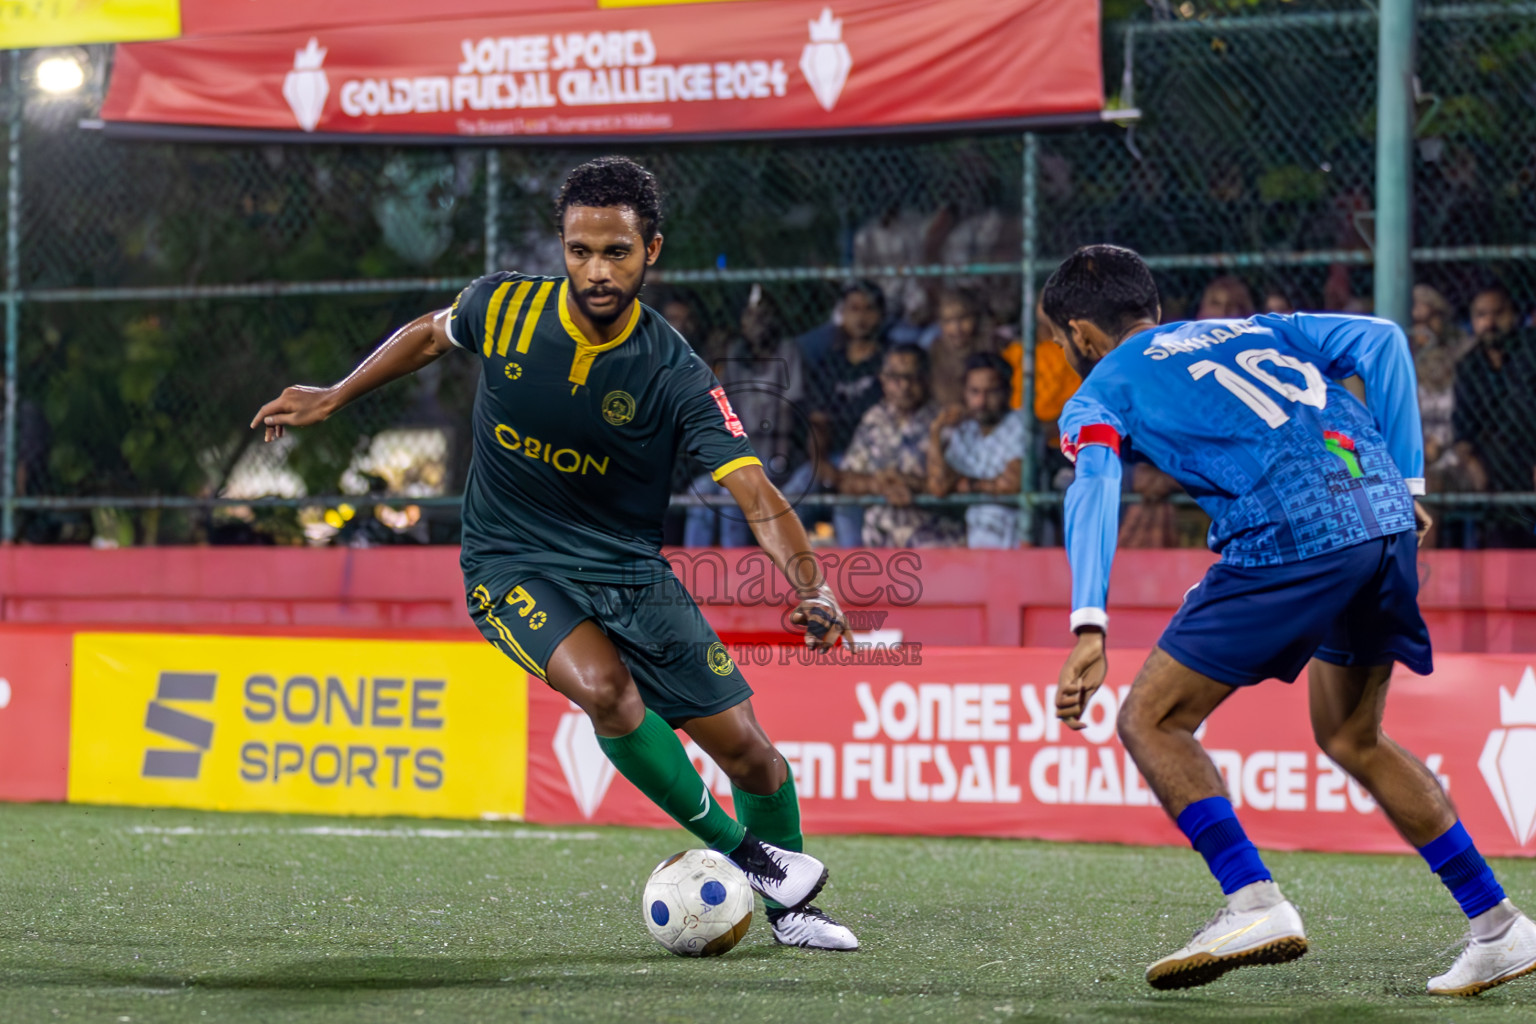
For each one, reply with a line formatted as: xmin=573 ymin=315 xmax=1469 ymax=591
xmin=1143 ymin=319 xmax=1266 ymax=360
xmin=492 ymin=421 xmax=611 ymax=476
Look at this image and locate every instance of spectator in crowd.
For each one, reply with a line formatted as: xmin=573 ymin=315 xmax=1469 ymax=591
xmin=1417 ymin=343 xmax=1484 ymax=495
xmin=782 ymin=280 xmax=888 ymax=546
xmin=834 ymin=345 xmax=962 ymax=547
xmin=928 ymin=288 xmax=994 ymax=409
xmin=796 ymin=278 xmax=886 ymax=369
xmin=658 ymin=287 xmax=729 ymax=373
xmin=927 ymin=352 xmax=1025 ymax=548
xmin=854 ymin=205 xmax=948 ymax=344
xmin=1411 ymin=283 xmax=1472 ymax=358
xmin=1262 ymin=285 xmax=1296 ymax=315
xmin=684 ymin=286 xmax=805 ymax=547
xmin=1197 ymin=275 xmax=1256 ymax=319
xmin=1451 ymin=285 xmax=1536 ymax=546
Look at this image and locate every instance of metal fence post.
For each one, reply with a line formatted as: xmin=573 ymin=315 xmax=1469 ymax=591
xmin=484 ymin=148 xmax=501 ymax=276
xmin=1374 ymin=0 xmax=1416 ymax=328
xmin=1018 ymin=131 xmax=1039 ymax=544
xmin=3 ymin=53 xmax=22 ymax=544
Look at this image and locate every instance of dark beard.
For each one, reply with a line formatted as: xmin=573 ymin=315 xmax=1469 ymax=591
xmin=572 ymin=273 xmax=645 ymax=327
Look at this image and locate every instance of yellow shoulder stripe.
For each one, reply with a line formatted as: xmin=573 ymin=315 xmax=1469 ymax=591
xmin=516 ymin=281 xmax=556 ymax=355
xmin=494 ymin=281 xmax=535 ymax=357
xmin=711 ymin=456 xmax=762 ymax=483
xmin=482 ymin=281 xmax=514 ymax=357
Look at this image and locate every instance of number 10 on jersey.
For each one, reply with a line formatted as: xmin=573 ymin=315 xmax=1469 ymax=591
xmin=1189 ymin=347 xmax=1328 ymax=429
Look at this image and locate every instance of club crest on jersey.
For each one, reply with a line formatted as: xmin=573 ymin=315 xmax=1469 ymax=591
xmin=706 ymin=641 xmax=735 ymax=676
xmin=709 ymin=386 xmax=747 ymax=438
xmin=602 ymin=390 xmax=636 ymax=426
xmin=504 ymin=362 xmax=523 ymax=380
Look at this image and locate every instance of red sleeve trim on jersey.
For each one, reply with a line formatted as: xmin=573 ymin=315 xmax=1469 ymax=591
xmin=1060 ymin=423 xmax=1122 ymax=463
xmin=709 ymin=386 xmax=747 ymax=438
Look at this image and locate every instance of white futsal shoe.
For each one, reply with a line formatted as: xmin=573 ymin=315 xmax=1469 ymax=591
xmin=767 ymin=904 xmax=860 ymax=950
xmin=1428 ymin=900 xmax=1536 ymax=997
xmin=1146 ymin=881 xmax=1308 ymax=990
xmin=726 ymin=832 xmax=829 ymax=910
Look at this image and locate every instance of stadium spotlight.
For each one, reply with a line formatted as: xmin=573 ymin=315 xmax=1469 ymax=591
xmin=35 ymin=55 xmax=87 ymax=95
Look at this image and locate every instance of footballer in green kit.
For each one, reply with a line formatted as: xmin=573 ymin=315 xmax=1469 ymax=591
xmin=252 ymin=157 xmax=859 ymax=950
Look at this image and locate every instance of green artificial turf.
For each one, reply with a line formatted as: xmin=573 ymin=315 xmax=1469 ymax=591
xmin=0 ymin=803 xmax=1532 ymax=1022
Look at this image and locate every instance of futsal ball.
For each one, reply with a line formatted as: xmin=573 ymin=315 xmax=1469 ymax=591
xmin=642 ymin=848 xmax=754 ymax=956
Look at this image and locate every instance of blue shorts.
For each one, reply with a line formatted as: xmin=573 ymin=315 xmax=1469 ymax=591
xmin=1158 ymin=532 xmax=1433 ymax=687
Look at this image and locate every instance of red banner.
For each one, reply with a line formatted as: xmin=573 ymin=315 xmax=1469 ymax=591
xmin=527 ymin=648 xmax=1536 ymax=858
xmin=103 ymin=0 xmax=1102 ymax=140
xmin=179 ymin=2 xmax=591 ymax=39
xmin=0 ymin=627 xmax=74 ymax=802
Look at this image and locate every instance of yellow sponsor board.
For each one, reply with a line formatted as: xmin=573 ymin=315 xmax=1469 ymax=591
xmin=69 ymin=633 xmax=527 ymax=820
xmin=2 ymin=1 xmax=180 ymax=49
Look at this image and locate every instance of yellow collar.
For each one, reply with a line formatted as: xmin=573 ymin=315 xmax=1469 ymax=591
xmin=562 ymin=280 xmax=641 ymax=389
xmin=559 ymin=280 xmax=641 ymax=352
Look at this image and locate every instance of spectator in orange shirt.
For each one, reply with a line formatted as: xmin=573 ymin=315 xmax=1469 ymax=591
xmin=1000 ymin=300 xmax=1082 ymax=449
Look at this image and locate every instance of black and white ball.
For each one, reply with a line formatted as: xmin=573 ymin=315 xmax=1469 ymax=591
xmin=642 ymin=849 xmax=754 ymax=956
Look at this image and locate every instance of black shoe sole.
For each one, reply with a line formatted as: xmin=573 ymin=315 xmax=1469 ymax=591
xmin=1146 ymin=936 xmax=1308 ymax=990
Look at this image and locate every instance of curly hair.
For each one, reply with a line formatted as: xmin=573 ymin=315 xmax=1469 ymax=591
xmin=555 ymin=156 xmax=664 ymax=242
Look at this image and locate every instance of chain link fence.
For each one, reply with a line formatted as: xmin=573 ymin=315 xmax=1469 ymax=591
xmin=2 ymin=1 xmax=1534 ymax=547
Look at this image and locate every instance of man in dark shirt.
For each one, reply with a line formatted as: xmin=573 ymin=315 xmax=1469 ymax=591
xmin=1452 ymin=286 xmax=1536 ymax=545
xmin=789 ymin=281 xmax=886 ymax=546
xmin=252 ymin=157 xmax=858 ymax=949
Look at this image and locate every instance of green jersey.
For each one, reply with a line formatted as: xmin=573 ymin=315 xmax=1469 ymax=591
xmin=446 ymin=271 xmax=760 ymax=584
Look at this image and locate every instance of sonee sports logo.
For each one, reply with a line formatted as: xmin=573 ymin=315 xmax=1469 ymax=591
xmin=142 ymin=672 xmax=217 ymax=780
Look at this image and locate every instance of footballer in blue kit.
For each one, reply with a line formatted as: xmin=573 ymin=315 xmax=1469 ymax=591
xmin=1045 ymin=245 xmax=1535 ymax=996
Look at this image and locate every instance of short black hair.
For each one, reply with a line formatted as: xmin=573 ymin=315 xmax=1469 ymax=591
xmin=885 ymin=342 xmax=929 ymax=380
xmin=840 ymin=278 xmax=887 ymax=316
xmin=963 ymin=351 xmax=1013 ymax=388
xmin=1472 ymin=283 xmax=1514 ymax=306
xmin=555 ymin=156 xmax=663 ymax=242
xmin=1041 ymin=244 xmax=1160 ymax=339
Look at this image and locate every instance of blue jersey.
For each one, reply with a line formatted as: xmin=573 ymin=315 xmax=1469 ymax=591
xmin=1059 ymin=313 xmax=1424 ymax=632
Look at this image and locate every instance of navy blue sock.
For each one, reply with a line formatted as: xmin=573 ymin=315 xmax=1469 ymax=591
xmin=1418 ymin=821 xmax=1504 ymax=919
xmin=1176 ymin=796 xmax=1272 ymax=895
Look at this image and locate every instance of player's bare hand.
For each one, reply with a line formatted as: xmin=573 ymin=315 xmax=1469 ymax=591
xmin=1057 ymin=629 xmax=1107 ymax=731
xmin=1413 ymin=499 xmax=1432 ymax=545
xmin=250 ymin=385 xmax=337 ymax=442
xmin=790 ymin=586 xmax=851 ymax=651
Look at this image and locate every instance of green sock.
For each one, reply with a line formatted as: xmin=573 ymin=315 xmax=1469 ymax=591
xmin=732 ymin=772 xmax=804 ymax=909
xmin=596 ymin=710 xmax=746 ymax=852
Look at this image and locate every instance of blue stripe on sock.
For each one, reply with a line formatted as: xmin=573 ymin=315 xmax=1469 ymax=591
xmin=1176 ymin=796 xmax=1272 ymax=896
xmin=1418 ymin=821 xmax=1505 ymax=919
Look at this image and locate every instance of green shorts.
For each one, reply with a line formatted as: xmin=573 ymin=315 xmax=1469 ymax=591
xmin=466 ymin=571 xmax=752 ymax=725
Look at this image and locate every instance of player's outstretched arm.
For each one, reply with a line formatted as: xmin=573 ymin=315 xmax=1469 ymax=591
xmin=250 ymin=308 xmax=455 ymax=442
xmin=1278 ymin=312 xmax=1426 ymax=493
xmin=1057 ymin=443 xmax=1121 ymax=729
xmin=720 ymin=463 xmax=851 ymax=651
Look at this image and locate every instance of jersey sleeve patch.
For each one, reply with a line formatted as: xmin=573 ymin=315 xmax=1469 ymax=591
xmin=709 ymin=386 xmax=748 ymax=438
xmin=1061 ymin=423 xmax=1122 ymax=463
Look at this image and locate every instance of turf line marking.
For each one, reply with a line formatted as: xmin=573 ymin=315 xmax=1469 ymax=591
xmin=125 ymin=825 xmax=599 ymax=840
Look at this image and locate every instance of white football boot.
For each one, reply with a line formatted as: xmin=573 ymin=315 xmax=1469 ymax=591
xmin=726 ymin=832 xmax=828 ymax=910
xmin=1428 ymin=900 xmax=1536 ymax=997
xmin=1146 ymin=881 xmax=1308 ymax=990
xmin=767 ymin=904 xmax=859 ymax=951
